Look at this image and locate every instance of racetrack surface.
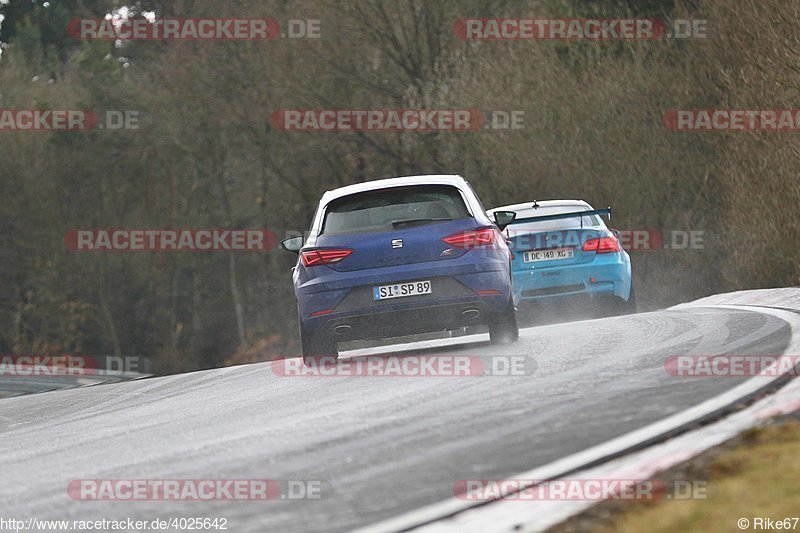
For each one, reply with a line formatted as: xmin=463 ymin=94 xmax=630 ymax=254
xmin=0 ymin=303 xmax=792 ymax=532
xmin=0 ymin=372 xmax=148 ymax=399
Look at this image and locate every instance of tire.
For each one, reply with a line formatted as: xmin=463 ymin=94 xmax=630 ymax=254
xmin=489 ymin=300 xmax=519 ymax=343
xmin=299 ymin=320 xmax=338 ymax=367
xmin=624 ymin=284 xmax=637 ymax=314
xmin=605 ymin=284 xmax=637 ymax=317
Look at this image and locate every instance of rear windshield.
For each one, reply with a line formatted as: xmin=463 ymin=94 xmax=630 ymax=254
xmin=322 ymin=185 xmax=471 ymax=235
xmin=506 ymin=206 xmax=603 ymax=234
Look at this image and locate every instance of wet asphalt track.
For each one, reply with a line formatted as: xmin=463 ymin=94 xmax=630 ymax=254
xmin=0 ymin=305 xmax=791 ymax=532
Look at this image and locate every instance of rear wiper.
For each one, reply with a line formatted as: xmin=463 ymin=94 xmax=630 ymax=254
xmin=391 ymin=218 xmax=451 ymax=228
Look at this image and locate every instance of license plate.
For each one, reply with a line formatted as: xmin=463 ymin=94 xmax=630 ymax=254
xmin=523 ymin=247 xmax=574 ymax=263
xmin=373 ymin=280 xmax=432 ymax=300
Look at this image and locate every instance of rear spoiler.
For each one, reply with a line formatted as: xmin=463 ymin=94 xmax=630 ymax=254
xmin=507 ymin=207 xmax=611 ymax=230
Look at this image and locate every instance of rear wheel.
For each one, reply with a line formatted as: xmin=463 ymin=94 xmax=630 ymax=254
xmin=489 ymin=300 xmax=519 ymax=343
xmin=604 ymin=284 xmax=637 ymax=316
xmin=299 ymin=320 xmax=338 ymax=367
xmin=624 ymin=284 xmax=637 ymax=314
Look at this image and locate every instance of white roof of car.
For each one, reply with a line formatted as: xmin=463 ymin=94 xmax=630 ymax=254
xmin=488 ymin=199 xmax=592 ymax=214
xmin=320 ymin=175 xmax=468 ymax=203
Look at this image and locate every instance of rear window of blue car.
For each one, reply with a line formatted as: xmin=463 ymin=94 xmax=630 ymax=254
xmin=322 ymin=185 xmax=471 ymax=235
xmin=507 ymin=207 xmax=603 ymax=234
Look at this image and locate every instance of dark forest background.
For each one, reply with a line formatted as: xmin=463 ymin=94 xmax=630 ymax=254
xmin=1 ymin=0 xmax=798 ymax=373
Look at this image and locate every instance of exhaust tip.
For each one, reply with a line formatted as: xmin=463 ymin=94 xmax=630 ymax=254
xmin=462 ymin=309 xmax=480 ymax=321
xmin=334 ymin=325 xmax=352 ymax=336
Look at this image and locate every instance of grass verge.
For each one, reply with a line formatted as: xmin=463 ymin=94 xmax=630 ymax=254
xmin=552 ymin=416 xmax=800 ymax=532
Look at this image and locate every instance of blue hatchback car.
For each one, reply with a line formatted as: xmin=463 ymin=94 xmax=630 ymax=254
xmin=488 ymin=200 xmax=635 ymax=316
xmin=281 ymin=175 xmax=519 ymax=365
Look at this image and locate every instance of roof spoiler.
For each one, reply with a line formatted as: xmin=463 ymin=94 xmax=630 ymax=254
xmin=509 ymin=207 xmax=612 ymax=228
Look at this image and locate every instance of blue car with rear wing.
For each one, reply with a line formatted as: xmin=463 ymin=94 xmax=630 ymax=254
xmin=281 ymin=175 xmax=519 ymax=365
xmin=487 ymin=200 xmax=635 ymax=316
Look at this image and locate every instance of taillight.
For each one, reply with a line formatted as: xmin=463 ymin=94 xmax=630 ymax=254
xmin=300 ymin=248 xmax=352 ymax=267
xmin=442 ymin=228 xmax=496 ymax=249
xmin=582 ymin=236 xmax=620 ymax=254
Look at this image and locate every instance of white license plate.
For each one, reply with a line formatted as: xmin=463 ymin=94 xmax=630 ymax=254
xmin=523 ymin=247 xmax=574 ymax=263
xmin=373 ymin=280 xmax=432 ymax=300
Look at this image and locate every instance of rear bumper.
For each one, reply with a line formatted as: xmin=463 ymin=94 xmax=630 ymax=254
xmin=513 ymin=252 xmax=631 ymax=304
xmin=321 ymin=299 xmax=500 ymax=342
xmin=296 ymin=253 xmax=512 ymax=340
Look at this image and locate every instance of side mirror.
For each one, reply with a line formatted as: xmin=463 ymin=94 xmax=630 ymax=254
xmin=493 ymin=210 xmax=516 ymax=231
xmin=609 ymin=228 xmax=621 ymax=238
xmin=281 ymin=235 xmax=304 ymax=253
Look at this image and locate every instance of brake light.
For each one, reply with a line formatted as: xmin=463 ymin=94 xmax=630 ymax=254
xmin=582 ymin=237 xmax=620 ymax=254
xmin=442 ymin=228 xmax=495 ymax=249
xmin=300 ymin=248 xmax=353 ymax=267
